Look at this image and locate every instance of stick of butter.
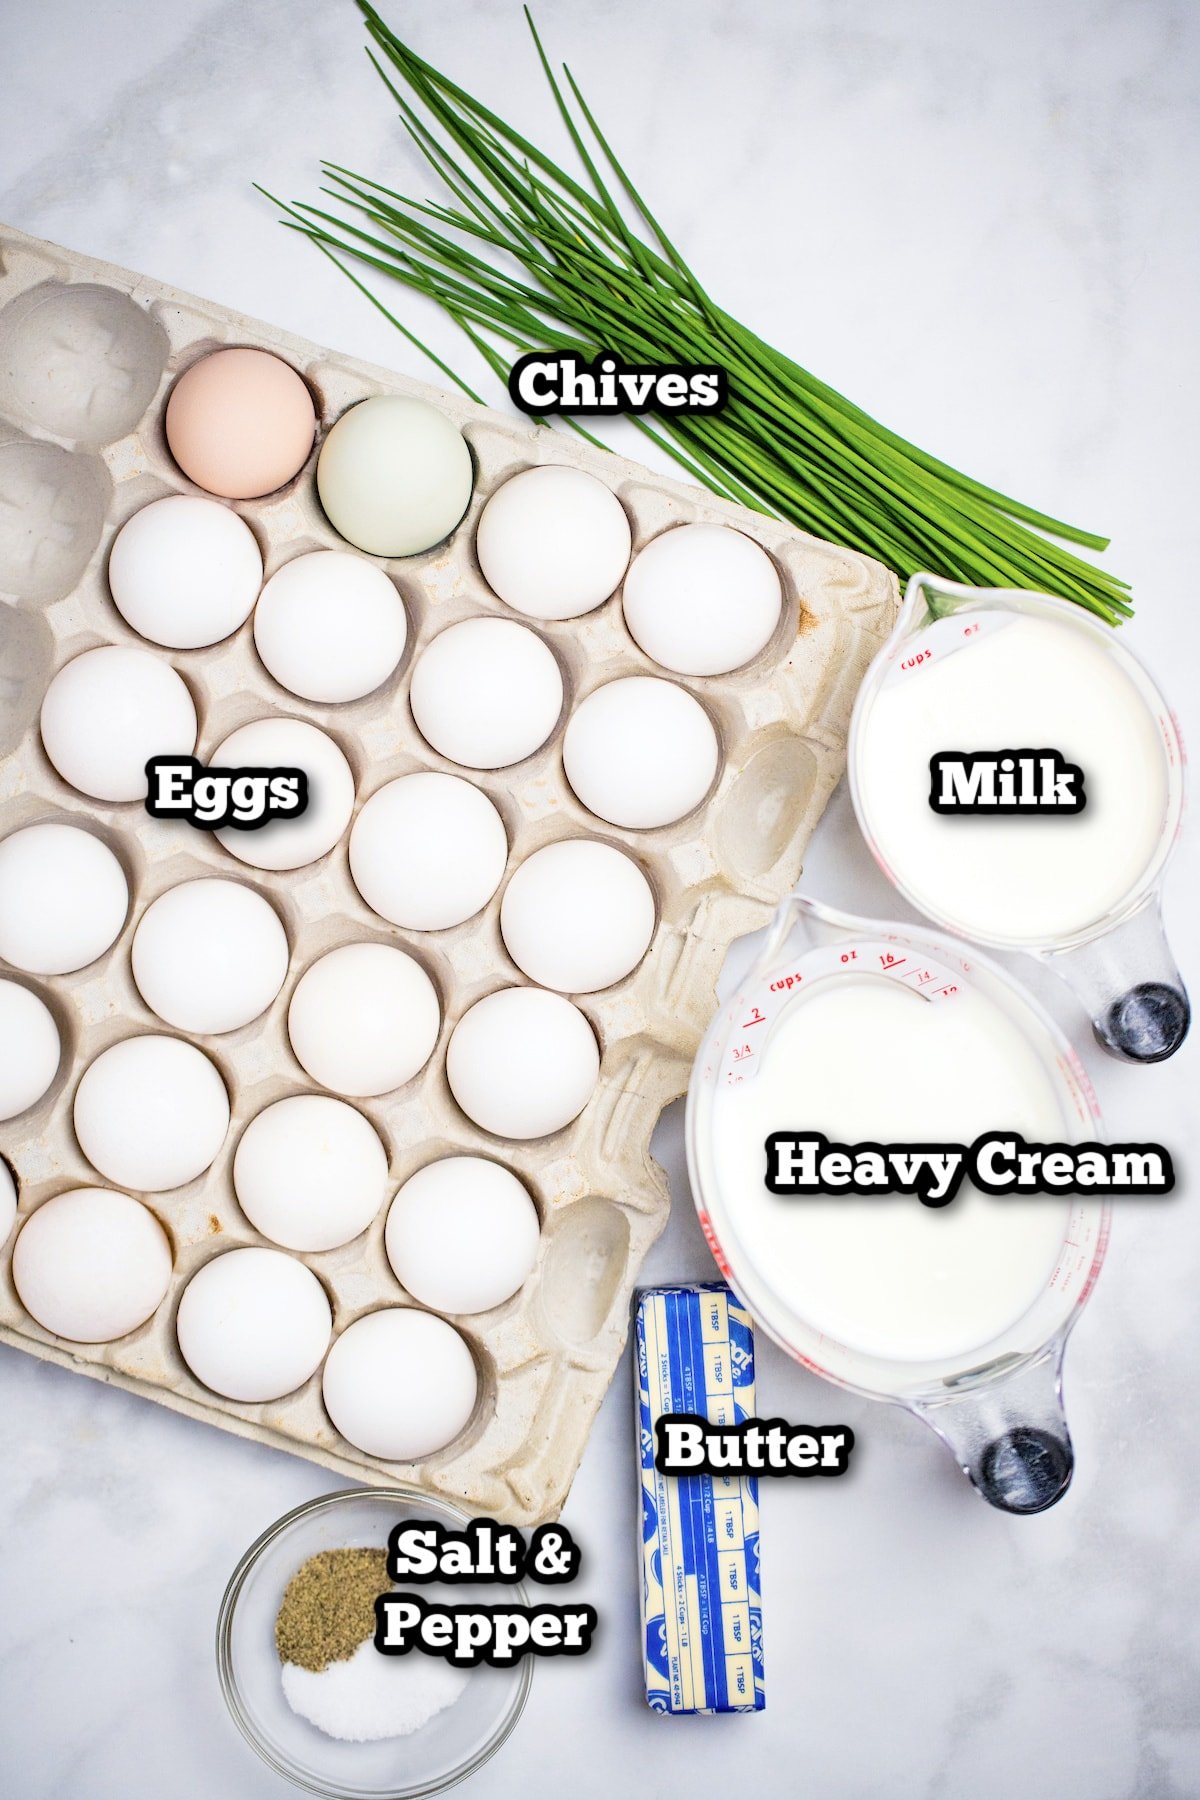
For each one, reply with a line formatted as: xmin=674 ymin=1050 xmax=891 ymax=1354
xmin=635 ymin=1283 xmax=765 ymax=1714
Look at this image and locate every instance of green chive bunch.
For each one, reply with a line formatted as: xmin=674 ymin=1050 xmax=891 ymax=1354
xmin=265 ymin=0 xmax=1132 ymax=624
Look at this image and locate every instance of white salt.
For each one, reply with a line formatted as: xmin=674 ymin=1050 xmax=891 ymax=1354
xmin=282 ymin=1638 xmax=468 ymax=1742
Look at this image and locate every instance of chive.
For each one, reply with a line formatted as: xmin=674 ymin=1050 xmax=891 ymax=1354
xmin=272 ymin=2 xmax=1131 ymax=622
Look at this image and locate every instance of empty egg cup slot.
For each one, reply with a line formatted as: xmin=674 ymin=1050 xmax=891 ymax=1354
xmin=0 ymin=435 xmax=112 ymax=604
xmin=0 ymin=281 xmax=170 ymax=449
xmin=715 ymin=732 xmax=821 ymax=881
xmin=536 ymin=1196 xmax=631 ymax=1350
xmin=0 ymin=604 xmax=57 ymax=756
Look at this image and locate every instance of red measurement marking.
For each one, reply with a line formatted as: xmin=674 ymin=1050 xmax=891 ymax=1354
xmin=697 ymin=1212 xmax=732 ymax=1279
xmin=731 ymin=1044 xmax=754 ymax=1062
xmin=742 ymin=1007 xmax=766 ymax=1028
xmin=879 ymin=953 xmax=905 ymax=969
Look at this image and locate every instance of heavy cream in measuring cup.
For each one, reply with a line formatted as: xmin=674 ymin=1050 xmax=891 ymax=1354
xmin=709 ymin=969 xmax=1073 ymax=1364
xmin=852 ymin=609 xmax=1169 ymax=945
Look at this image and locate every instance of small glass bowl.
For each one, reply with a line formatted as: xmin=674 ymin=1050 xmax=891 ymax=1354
xmin=216 ymin=1487 xmax=532 ymax=1798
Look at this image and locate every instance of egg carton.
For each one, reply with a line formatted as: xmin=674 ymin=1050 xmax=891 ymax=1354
xmin=0 ymin=223 xmax=898 ymax=1524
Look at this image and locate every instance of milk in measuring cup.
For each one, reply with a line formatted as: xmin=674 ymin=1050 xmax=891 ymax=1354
xmin=709 ymin=972 xmax=1072 ymax=1363
xmin=853 ymin=610 xmax=1169 ymax=945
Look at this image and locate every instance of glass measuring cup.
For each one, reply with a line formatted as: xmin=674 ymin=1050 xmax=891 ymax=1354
xmin=847 ymin=573 xmax=1188 ymax=1062
xmin=685 ymin=894 xmax=1109 ymax=1513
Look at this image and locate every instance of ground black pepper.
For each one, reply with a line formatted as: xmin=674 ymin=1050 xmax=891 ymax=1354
xmin=274 ymin=1547 xmax=390 ymax=1672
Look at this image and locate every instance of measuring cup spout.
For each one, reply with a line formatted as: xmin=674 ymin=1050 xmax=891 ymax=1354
xmin=1044 ymin=895 xmax=1190 ymax=1064
xmin=912 ymin=1344 xmax=1074 ymax=1514
xmin=898 ymin=570 xmax=1002 ymax=628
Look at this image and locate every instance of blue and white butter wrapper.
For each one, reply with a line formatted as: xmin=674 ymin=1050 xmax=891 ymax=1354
xmin=636 ymin=1283 xmax=764 ymax=1714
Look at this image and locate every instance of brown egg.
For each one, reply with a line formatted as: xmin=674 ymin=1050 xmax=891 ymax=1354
xmin=165 ymin=347 xmax=316 ymax=499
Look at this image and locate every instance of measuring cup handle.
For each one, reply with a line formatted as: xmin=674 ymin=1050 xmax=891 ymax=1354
xmin=912 ymin=1344 xmax=1074 ymax=1515
xmin=1045 ymin=895 xmax=1189 ymax=1064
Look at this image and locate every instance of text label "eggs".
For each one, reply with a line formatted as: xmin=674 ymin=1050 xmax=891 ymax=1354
xmin=144 ymin=754 xmax=308 ymax=830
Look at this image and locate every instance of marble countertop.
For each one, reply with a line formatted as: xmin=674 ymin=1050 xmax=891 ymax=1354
xmin=2 ymin=2 xmax=1198 ymax=1795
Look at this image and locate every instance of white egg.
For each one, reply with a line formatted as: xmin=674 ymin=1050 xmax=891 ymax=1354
xmin=622 ymin=523 xmax=782 ymax=675
xmin=132 ymin=878 xmax=289 ymax=1034
xmin=211 ymin=717 xmax=356 ymax=871
xmin=0 ymin=1158 xmax=16 ymax=1247
xmin=322 ymin=1308 xmax=477 ymax=1460
xmin=349 ymin=772 xmax=507 ymax=931
xmin=475 ymin=465 xmax=631 ymax=619
xmin=254 ymin=550 xmax=408 ymax=703
xmin=501 ymin=840 xmax=655 ymax=992
xmin=0 ymin=980 xmax=60 ymax=1120
xmin=108 ymin=494 xmax=263 ymax=649
xmin=176 ymin=1247 xmax=332 ymax=1402
xmin=409 ymin=618 xmax=563 ymax=770
xmin=234 ymin=1094 xmax=389 ymax=1252
xmin=12 ymin=1187 xmax=172 ymax=1342
xmin=385 ymin=1157 xmax=539 ymax=1314
xmin=40 ymin=645 xmax=197 ymax=803
xmin=73 ymin=1034 xmax=229 ymax=1191
xmin=288 ymin=943 xmax=440 ymax=1098
xmin=316 ymin=395 xmax=473 ymax=557
xmin=563 ymin=676 xmax=720 ymax=829
xmin=0 ymin=821 xmax=128 ymax=974
xmin=447 ymin=988 xmax=599 ymax=1139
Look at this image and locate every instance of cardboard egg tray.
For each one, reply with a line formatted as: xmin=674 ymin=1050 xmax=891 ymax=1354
xmin=0 ymin=224 xmax=898 ymax=1524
